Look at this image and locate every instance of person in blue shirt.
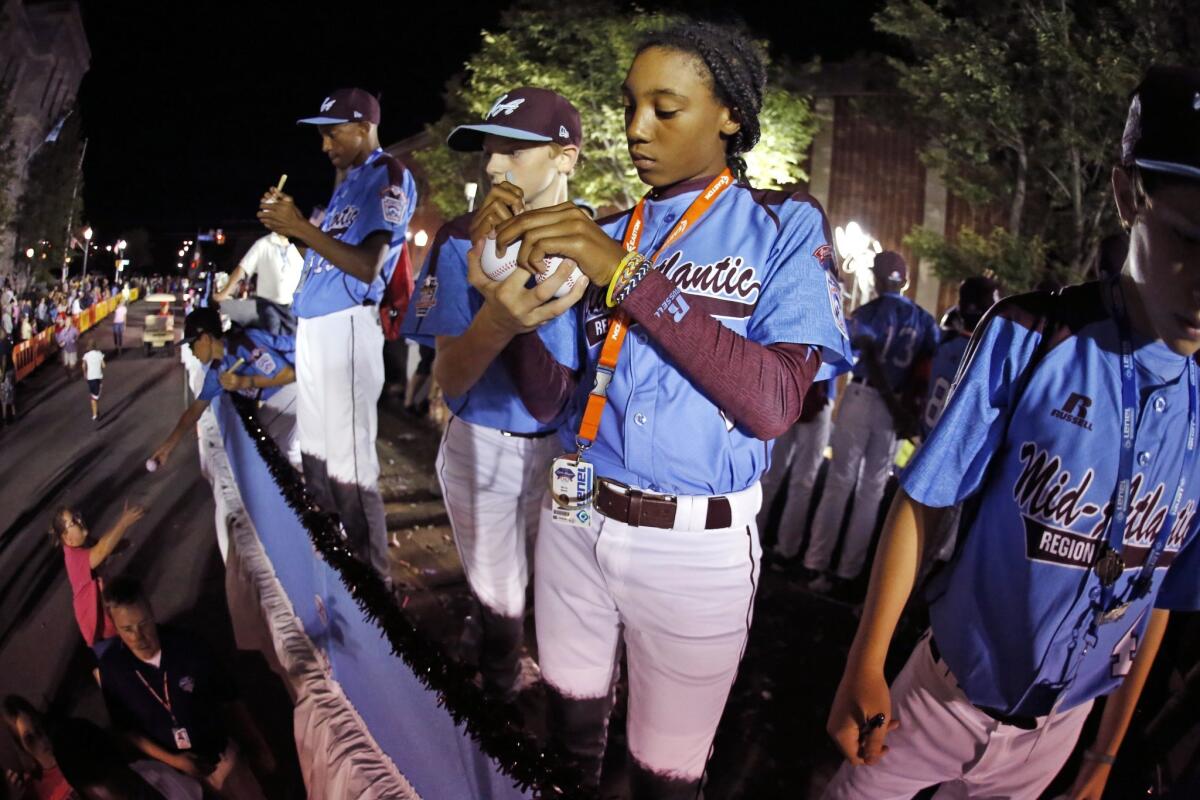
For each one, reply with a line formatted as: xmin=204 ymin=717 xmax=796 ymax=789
xmin=401 ymin=87 xmax=588 ymax=699
xmin=465 ymin=22 xmax=853 ymax=797
xmin=825 ymin=65 xmax=1200 ymax=800
xmin=805 ymin=252 xmax=938 ymax=596
xmin=151 ymin=307 xmax=296 ymax=469
xmin=257 ymin=88 xmax=417 ymax=580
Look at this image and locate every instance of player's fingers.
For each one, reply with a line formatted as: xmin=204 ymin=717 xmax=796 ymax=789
xmin=860 ymin=720 xmax=891 ymax=763
xmin=495 ymin=207 xmax=577 ymax=252
xmin=516 ymin=223 xmax=581 ymax=276
xmin=529 ymin=275 xmax=591 ymax=325
xmin=491 ymin=183 xmax=526 ymax=213
xmin=465 ymin=241 xmax=490 ymax=291
xmin=830 ymin=726 xmax=865 ymax=766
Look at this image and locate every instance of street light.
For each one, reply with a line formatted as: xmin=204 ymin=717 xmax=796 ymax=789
xmin=81 ymin=226 xmax=93 ymax=281
xmin=115 ymin=240 xmax=127 ymax=278
xmin=24 ymin=247 xmax=34 ymax=259
xmin=414 ymin=229 xmax=428 ymax=248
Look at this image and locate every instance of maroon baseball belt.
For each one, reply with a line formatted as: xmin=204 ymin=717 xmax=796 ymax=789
xmin=595 ymin=479 xmax=733 ymax=530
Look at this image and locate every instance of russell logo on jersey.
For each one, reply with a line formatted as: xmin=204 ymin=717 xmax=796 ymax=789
xmin=1051 ymin=392 xmax=1094 ymax=431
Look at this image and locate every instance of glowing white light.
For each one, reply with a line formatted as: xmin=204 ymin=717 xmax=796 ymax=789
xmin=414 ymin=229 xmax=428 ymax=248
xmin=834 ymin=221 xmax=883 ymax=310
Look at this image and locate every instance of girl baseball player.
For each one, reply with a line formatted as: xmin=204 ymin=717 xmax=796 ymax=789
xmin=825 ymin=66 xmax=1200 ymax=800
xmin=401 ymin=87 xmax=589 ymax=699
xmin=478 ymin=22 xmax=853 ymax=797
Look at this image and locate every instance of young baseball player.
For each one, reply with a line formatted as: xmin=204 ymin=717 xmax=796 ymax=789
xmin=400 ymin=87 xmax=588 ymax=699
xmin=825 ymin=65 xmax=1200 ymax=799
xmin=805 ymin=252 xmax=938 ymax=595
xmin=757 ymin=378 xmax=835 ymax=560
xmin=150 ymin=307 xmax=297 ymax=469
xmin=478 ymin=23 xmax=853 ymax=797
xmin=257 ymin=88 xmax=417 ymax=580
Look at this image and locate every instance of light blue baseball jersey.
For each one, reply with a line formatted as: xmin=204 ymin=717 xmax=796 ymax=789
xmin=199 ymin=327 xmax=294 ymax=403
xmin=558 ymin=178 xmax=854 ymax=496
xmin=291 ymin=148 xmax=417 ymax=318
xmin=849 ymin=292 xmax=939 ymax=392
xmin=400 ymin=213 xmax=580 ymax=434
xmin=920 ymin=329 xmax=971 ymax=437
xmin=904 ymin=283 xmax=1200 ymax=716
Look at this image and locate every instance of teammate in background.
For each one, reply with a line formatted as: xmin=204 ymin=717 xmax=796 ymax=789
xmin=257 ymin=88 xmax=417 ymax=580
xmin=401 ymin=88 xmax=587 ymax=699
xmin=150 ymin=308 xmax=297 ymax=469
xmin=483 ymin=24 xmax=853 ymax=796
xmin=804 ymin=252 xmax=937 ymax=596
xmin=915 ymin=276 xmax=998 ymax=572
xmin=213 ymin=232 xmax=304 ymax=336
xmin=920 ymin=276 xmax=999 ymax=439
xmin=81 ymin=336 xmax=106 ymax=422
xmin=757 ymin=378 xmax=835 ymax=561
xmin=825 ymin=66 xmax=1200 ymax=799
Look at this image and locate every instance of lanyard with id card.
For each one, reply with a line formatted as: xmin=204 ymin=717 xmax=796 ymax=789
xmin=134 ymin=667 xmax=192 ymax=751
xmin=549 ymin=170 xmax=736 ymax=527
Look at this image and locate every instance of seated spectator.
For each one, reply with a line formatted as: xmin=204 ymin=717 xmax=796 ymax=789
xmin=50 ymin=502 xmax=145 ymax=655
xmin=98 ymin=577 xmax=272 ymax=799
xmin=150 ymin=307 xmax=298 ymax=468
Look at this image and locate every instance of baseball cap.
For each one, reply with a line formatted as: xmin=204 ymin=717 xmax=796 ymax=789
xmin=297 ymin=88 xmax=381 ymax=126
xmin=872 ymin=251 xmax=907 ymax=286
xmin=182 ymin=307 xmax=222 ymax=346
xmin=1121 ymin=65 xmax=1200 ymax=180
xmin=447 ymin=87 xmax=582 ymax=152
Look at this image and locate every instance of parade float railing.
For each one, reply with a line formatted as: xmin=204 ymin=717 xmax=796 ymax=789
xmin=13 ymin=289 xmax=140 ymax=382
xmin=200 ymin=390 xmax=583 ymax=799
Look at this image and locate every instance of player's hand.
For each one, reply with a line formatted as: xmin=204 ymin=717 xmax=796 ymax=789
xmin=119 ymin=500 xmax=146 ymax=527
xmin=493 ymin=202 xmax=627 ymax=286
xmin=469 ymin=182 xmax=525 ymax=244
xmin=827 ymin=663 xmax=899 ymax=766
xmin=467 ymin=239 xmax=589 ymax=337
xmin=257 ymin=189 xmax=306 ymax=238
xmin=151 ymin=441 xmax=175 ymax=468
xmin=219 ymin=371 xmax=250 ymax=391
xmin=1063 ymin=758 xmax=1112 ymax=800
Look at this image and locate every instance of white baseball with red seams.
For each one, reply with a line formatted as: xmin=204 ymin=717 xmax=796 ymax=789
xmin=481 ymin=238 xmax=583 ymax=299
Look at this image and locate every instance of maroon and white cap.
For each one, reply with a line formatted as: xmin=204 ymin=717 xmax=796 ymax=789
xmin=447 ymin=87 xmax=582 ymax=152
xmin=298 ymin=88 xmax=381 ymax=126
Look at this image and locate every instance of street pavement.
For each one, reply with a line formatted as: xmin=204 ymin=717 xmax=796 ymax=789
xmin=0 ymin=300 xmax=302 ymax=796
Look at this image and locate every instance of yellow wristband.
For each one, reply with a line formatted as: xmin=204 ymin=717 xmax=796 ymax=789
xmin=606 ymin=252 xmax=644 ymax=308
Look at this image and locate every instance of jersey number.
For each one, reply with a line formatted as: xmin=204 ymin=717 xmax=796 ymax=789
xmin=884 ymin=325 xmax=919 ymax=369
xmin=924 ymin=377 xmax=952 ymax=429
xmin=1110 ymin=612 xmax=1145 ymax=679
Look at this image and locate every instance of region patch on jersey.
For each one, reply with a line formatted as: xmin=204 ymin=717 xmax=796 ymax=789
xmin=813 ymin=243 xmax=835 ymax=270
xmin=382 ymin=195 xmax=408 ymax=225
xmin=252 ymin=348 xmax=277 ymax=376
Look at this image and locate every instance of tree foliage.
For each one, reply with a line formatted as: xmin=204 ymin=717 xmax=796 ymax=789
xmin=877 ymin=0 xmax=1194 ymax=286
xmin=16 ymin=108 xmax=84 ymax=278
xmin=411 ymin=2 xmax=817 ymax=218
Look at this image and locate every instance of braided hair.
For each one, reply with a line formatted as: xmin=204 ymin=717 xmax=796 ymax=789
xmin=637 ymin=21 xmax=767 ymax=183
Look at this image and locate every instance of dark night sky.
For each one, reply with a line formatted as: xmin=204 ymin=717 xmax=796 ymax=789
xmin=76 ymin=1 xmax=886 ymax=247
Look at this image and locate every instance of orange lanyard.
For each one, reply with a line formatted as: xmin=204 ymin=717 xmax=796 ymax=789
xmin=134 ymin=667 xmax=177 ymax=723
xmin=575 ymin=169 xmax=734 ymax=450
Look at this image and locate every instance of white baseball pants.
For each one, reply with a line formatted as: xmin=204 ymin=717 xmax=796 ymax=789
xmin=296 ymin=305 xmax=388 ymax=578
xmin=823 ymin=634 xmax=1093 ymax=799
xmin=806 ymin=382 xmax=898 ymax=579
xmin=758 ymin=403 xmax=833 ymax=558
xmin=536 ymin=482 xmax=762 ymax=788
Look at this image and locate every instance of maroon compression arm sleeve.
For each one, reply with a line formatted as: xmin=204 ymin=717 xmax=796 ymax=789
xmin=500 ymin=332 xmax=579 ymax=424
xmin=620 ymin=270 xmax=820 ymax=440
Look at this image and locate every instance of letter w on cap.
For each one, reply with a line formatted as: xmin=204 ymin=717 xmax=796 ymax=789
xmin=488 ymin=94 xmax=525 ymax=118
xmin=320 ymin=97 xmax=335 ymax=112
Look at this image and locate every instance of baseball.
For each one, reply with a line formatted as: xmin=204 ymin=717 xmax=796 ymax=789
xmin=145 ymin=458 xmax=159 ymax=473
xmin=480 ymin=238 xmax=583 ymax=299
